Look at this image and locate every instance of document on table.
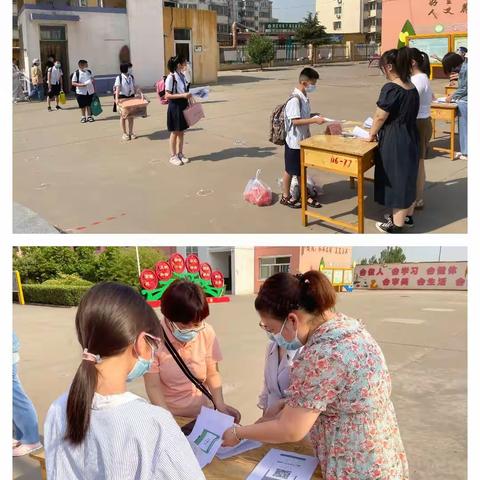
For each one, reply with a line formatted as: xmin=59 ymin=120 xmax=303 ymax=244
xmin=246 ymin=448 xmax=319 ymax=480
xmin=190 ymin=86 xmax=210 ymax=99
xmin=352 ymin=126 xmax=371 ymax=139
xmin=435 ymin=97 xmax=448 ymax=103
xmin=313 ymin=115 xmax=345 ymax=123
xmin=363 ymin=116 xmax=373 ymax=128
xmin=216 ymin=439 xmax=263 ymax=460
xmin=187 ymin=406 xmax=234 ymax=468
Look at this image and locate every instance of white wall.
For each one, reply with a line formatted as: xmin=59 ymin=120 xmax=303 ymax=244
xmin=18 ymin=9 xmax=129 ymax=77
xmin=316 ymin=0 xmax=362 ymax=34
xmin=233 ymin=247 xmax=255 ymax=295
xmin=127 ymin=0 xmax=165 ymax=88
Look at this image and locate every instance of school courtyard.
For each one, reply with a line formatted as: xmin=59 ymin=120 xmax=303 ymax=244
xmin=13 ymin=289 xmax=467 ymax=480
xmin=13 ymin=63 xmax=467 ymax=234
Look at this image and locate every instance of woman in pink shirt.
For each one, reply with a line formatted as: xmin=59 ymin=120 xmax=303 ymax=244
xmin=144 ymin=280 xmax=240 ymax=421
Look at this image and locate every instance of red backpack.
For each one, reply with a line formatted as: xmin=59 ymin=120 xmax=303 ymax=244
xmin=156 ymin=74 xmax=176 ymax=105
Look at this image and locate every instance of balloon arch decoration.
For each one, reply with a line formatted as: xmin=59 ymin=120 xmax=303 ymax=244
xmin=140 ymin=253 xmax=230 ymax=308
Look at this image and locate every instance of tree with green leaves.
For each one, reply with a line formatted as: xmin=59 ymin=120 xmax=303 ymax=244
xmin=295 ymin=13 xmax=328 ymax=66
xmin=358 ymin=247 xmax=407 ymax=265
xmin=246 ymin=34 xmax=275 ymax=70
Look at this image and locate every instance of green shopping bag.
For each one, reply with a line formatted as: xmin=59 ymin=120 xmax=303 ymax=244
xmin=91 ymin=94 xmax=103 ymax=117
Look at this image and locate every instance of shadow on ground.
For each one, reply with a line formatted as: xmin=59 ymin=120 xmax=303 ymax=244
xmin=217 ymin=75 xmax=274 ymax=85
xmin=190 ymin=146 xmax=276 ymax=162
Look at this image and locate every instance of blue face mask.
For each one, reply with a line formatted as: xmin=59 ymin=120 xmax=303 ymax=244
xmin=170 ymin=321 xmax=203 ymax=343
xmin=272 ymin=318 xmax=303 ymax=351
xmin=126 ymin=343 xmax=154 ymax=383
xmin=306 ymin=84 xmax=316 ymax=93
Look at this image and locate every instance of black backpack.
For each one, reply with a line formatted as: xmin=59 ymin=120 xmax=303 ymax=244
xmin=70 ymin=69 xmax=92 ymax=92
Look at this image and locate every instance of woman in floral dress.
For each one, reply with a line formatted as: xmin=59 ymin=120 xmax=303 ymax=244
xmin=222 ymin=270 xmax=408 ymax=480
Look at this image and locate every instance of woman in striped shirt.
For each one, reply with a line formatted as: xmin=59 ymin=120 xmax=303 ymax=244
xmin=44 ymin=282 xmax=204 ymax=480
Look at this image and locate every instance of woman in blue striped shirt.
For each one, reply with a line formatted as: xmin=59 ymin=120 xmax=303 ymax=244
xmin=44 ymin=282 xmax=205 ymax=480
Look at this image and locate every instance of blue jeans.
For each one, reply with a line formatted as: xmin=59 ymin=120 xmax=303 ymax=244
xmin=457 ymin=100 xmax=468 ymax=155
xmin=29 ymin=84 xmax=44 ymax=101
xmin=12 ymin=363 xmax=40 ymax=444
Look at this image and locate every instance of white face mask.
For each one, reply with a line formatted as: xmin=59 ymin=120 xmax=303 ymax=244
xmin=128 ymin=68 xmax=132 ymax=75
xmin=306 ymin=84 xmax=317 ymax=93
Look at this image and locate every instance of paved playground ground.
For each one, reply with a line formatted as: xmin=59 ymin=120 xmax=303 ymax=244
xmin=13 ymin=63 xmax=467 ymax=233
xmin=13 ymin=289 xmax=467 ymax=480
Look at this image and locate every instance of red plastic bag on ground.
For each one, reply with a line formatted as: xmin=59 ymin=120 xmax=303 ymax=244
xmin=243 ymin=169 xmax=273 ymax=207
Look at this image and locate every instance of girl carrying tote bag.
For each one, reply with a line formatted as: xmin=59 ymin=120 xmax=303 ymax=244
xmin=183 ymin=97 xmax=205 ymax=127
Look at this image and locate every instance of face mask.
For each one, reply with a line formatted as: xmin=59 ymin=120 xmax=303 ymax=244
xmin=306 ymin=84 xmax=316 ymax=93
xmin=128 ymin=68 xmax=132 ymax=75
xmin=126 ymin=343 xmax=154 ymax=382
xmin=172 ymin=326 xmax=198 ymax=343
xmin=272 ymin=318 xmax=303 ymax=351
xmin=55 ymin=63 xmax=61 ymax=69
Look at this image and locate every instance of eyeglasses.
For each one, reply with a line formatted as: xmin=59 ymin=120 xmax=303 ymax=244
xmin=170 ymin=320 xmax=206 ymax=334
xmin=258 ymin=318 xmax=287 ymax=335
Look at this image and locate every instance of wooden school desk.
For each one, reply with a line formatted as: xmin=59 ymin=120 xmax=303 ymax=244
xmin=300 ymin=135 xmax=377 ymax=233
xmin=445 ymin=85 xmax=457 ymax=96
xmin=30 ymin=417 xmax=324 ymax=480
xmin=430 ymin=102 xmax=458 ymax=160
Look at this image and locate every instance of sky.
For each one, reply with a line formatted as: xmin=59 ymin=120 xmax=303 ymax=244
xmin=352 ymin=247 xmax=468 ymax=263
xmin=272 ymin=0 xmax=316 ymax=22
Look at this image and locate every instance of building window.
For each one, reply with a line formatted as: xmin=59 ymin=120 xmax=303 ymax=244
xmin=334 ymin=6 xmax=341 ymax=14
xmin=174 ymin=28 xmax=191 ymax=41
xmin=186 ymin=247 xmax=199 ymax=256
xmin=39 ymin=25 xmax=66 ymax=41
xmin=259 ymin=256 xmax=291 ymax=280
xmin=333 ymin=21 xmax=341 ymax=30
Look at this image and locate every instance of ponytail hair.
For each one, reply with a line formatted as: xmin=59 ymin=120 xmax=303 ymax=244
xmin=254 ymin=270 xmax=336 ymax=320
xmin=65 ymin=282 xmax=160 ymax=445
xmin=167 ymin=54 xmax=186 ymax=73
xmin=380 ymin=47 xmax=412 ymax=83
xmin=410 ymin=47 xmax=431 ymax=76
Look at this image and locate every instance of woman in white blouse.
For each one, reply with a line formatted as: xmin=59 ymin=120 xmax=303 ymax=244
xmin=44 ymin=282 xmax=204 ymax=480
xmin=114 ymin=63 xmax=140 ymax=141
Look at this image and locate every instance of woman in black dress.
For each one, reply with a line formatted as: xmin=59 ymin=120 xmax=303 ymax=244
xmin=366 ymin=47 xmax=420 ymax=233
xmin=165 ymin=55 xmax=192 ymax=166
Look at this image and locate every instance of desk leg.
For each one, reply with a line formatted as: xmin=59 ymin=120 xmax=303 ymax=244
xmin=301 ymin=148 xmax=307 ymax=227
xmin=41 ymin=460 xmax=47 ymax=480
xmin=357 ymin=171 xmax=365 ymax=234
xmin=450 ymin=114 xmax=455 ymax=160
xmin=432 ymin=118 xmax=436 ymax=139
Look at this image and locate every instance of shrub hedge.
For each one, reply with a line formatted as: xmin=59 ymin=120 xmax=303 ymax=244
xmin=22 ymin=284 xmax=91 ymax=306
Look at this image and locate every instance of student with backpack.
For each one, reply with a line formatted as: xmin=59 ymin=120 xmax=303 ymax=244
xmin=71 ymin=59 xmax=95 ymax=123
xmin=164 ymin=55 xmax=192 ymax=166
xmin=46 ymin=60 xmax=64 ymax=112
xmin=275 ymin=68 xmax=325 ymax=208
xmin=114 ymin=63 xmax=139 ymax=141
xmin=44 ymin=282 xmax=205 ymax=480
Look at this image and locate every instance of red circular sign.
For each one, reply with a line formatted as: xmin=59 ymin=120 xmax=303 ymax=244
xmin=155 ymin=261 xmax=172 ymax=282
xmin=170 ymin=253 xmax=186 ymax=274
xmin=199 ymin=262 xmax=212 ymax=281
xmin=140 ymin=269 xmax=158 ymax=291
xmin=186 ymin=254 xmax=201 ymax=273
xmin=211 ymin=271 xmax=224 ymax=288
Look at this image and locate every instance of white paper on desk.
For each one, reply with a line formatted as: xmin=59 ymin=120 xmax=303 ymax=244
xmin=246 ymin=448 xmax=319 ymax=480
xmin=187 ymin=406 xmax=234 ymax=468
xmin=190 ymin=86 xmax=210 ymax=99
xmin=363 ymin=116 xmax=373 ymax=128
xmin=314 ymin=116 xmax=345 ymax=123
xmin=216 ymin=439 xmax=263 ymax=460
xmin=352 ymin=126 xmax=370 ymax=139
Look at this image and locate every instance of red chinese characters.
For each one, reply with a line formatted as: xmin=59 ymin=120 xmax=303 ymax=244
xmin=211 ymin=271 xmax=225 ymax=289
xmin=140 ymin=269 xmax=158 ymax=291
xmin=200 ymin=262 xmax=213 ymax=281
xmin=170 ymin=253 xmax=186 ymax=274
xmin=155 ymin=261 xmax=172 ymax=282
xmin=185 ymin=254 xmax=200 ymax=273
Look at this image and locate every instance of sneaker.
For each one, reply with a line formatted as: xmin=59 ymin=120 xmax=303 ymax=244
xmin=48 ymin=106 xmax=52 ymax=112
xmin=55 ymin=105 xmax=62 ymax=110
xmin=383 ymin=214 xmax=414 ymax=228
xmin=129 ymin=133 xmax=138 ymax=140
xmin=178 ymin=153 xmax=190 ymax=164
xmin=122 ymin=134 xmax=131 ymax=141
xmin=12 ymin=439 xmax=20 ymax=448
xmin=169 ymin=155 xmax=183 ymax=166
xmin=80 ymin=117 xmax=87 ymax=123
xmin=376 ymin=218 xmax=405 ymax=234
xmin=87 ymin=116 xmax=95 ymax=122
xmin=12 ymin=442 xmax=42 ymax=457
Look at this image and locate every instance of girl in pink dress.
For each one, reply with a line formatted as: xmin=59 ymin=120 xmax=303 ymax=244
xmin=223 ymin=271 xmax=408 ymax=480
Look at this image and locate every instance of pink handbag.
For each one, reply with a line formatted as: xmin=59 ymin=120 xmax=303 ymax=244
xmin=183 ymin=98 xmax=205 ymax=127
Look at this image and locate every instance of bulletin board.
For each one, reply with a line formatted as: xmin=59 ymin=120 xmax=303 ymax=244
xmin=453 ymin=35 xmax=468 ymax=52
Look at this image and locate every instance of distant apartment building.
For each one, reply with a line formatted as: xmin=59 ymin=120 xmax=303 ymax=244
xmin=174 ymin=0 xmax=274 ymax=42
xmin=316 ymin=0 xmax=382 ymax=43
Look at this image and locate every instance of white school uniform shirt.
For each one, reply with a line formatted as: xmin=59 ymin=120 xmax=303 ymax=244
xmin=257 ymin=341 xmax=303 ymax=410
xmin=75 ymin=69 xmax=95 ymax=95
xmin=165 ymin=71 xmax=189 ymax=94
xmin=411 ymin=73 xmax=433 ymax=119
xmin=114 ymin=73 xmax=136 ymax=96
xmin=284 ymin=87 xmax=311 ymax=150
xmin=44 ymin=391 xmax=206 ymax=480
xmin=48 ymin=67 xmax=63 ymax=85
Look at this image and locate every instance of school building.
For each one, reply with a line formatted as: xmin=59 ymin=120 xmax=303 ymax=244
xmin=175 ymin=247 xmax=353 ymax=295
xmin=381 ymin=0 xmax=468 ymax=50
xmin=16 ymin=0 xmax=218 ymax=93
